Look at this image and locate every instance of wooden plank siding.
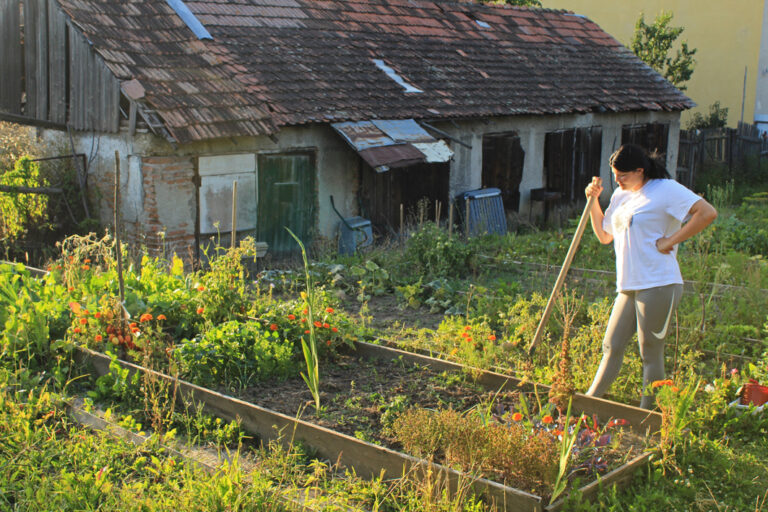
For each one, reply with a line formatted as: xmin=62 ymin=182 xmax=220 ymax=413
xmin=47 ymin=0 xmax=67 ymax=124
xmin=0 ymin=0 xmax=119 ymax=132
xmin=0 ymin=1 xmax=23 ymax=114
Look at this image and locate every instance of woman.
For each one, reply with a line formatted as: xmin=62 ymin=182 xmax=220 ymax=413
xmin=584 ymin=144 xmax=717 ymax=409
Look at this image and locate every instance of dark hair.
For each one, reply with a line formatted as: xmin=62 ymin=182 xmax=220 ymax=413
xmin=609 ymin=144 xmax=671 ymax=179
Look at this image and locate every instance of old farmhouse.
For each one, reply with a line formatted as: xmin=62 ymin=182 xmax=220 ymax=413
xmin=0 ymin=0 xmax=694 ymax=259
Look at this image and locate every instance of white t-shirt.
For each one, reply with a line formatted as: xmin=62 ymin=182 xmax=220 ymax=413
xmin=603 ymin=179 xmax=701 ymax=292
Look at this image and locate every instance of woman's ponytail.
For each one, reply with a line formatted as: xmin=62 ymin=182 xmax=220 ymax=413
xmin=610 ymin=144 xmax=671 ymax=180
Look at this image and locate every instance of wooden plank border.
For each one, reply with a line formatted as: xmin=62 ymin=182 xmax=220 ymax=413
xmin=74 ymin=347 xmax=545 ymax=512
xmin=353 ymin=341 xmax=662 ymax=433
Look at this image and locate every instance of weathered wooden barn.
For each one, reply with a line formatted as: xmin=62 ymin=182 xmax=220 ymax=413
xmin=0 ymin=0 xmax=694 ymax=258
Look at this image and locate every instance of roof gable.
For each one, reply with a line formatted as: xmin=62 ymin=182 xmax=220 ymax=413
xmin=55 ymin=0 xmax=693 ymax=143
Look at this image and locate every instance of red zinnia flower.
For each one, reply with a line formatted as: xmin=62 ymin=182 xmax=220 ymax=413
xmin=94 ymin=312 xmax=102 ymax=319
xmin=73 ymin=327 xmax=81 ymax=334
xmin=95 ymin=335 xmax=103 ymax=342
xmin=140 ymin=313 xmax=153 ymax=323
xmin=326 ymin=340 xmax=331 ymax=346
xmin=302 ymin=309 xmax=308 ymax=315
xmin=197 ymin=285 xmax=205 ymax=292
xmin=304 ymin=330 xmax=310 ymax=334
xmin=270 ymin=324 xmax=278 ymax=331
xmin=325 ymin=307 xmax=334 ymax=314
xmin=288 ymin=314 xmax=296 ymax=320
xmin=511 ymin=412 xmax=523 ymax=422
xmin=323 ymin=322 xmax=330 ymax=329
xmin=332 ymin=327 xmax=338 ymax=333
xmin=464 ymin=325 xmax=471 ymax=331
xmin=79 ymin=318 xmax=88 ymax=325
xmin=313 ymin=321 xmax=322 ymax=328
xmin=488 ymin=334 xmax=496 ymax=341
xmin=542 ymin=415 xmax=554 ymax=424
xmin=196 ymin=307 xmax=204 ymax=315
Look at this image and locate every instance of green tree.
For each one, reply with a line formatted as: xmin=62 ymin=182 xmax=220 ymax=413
xmin=631 ymin=11 xmax=696 ymax=90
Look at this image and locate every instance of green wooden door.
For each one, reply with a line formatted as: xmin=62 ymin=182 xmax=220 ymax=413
xmin=257 ymin=152 xmax=316 ymax=255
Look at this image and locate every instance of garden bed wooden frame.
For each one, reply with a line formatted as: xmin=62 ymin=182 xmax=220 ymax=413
xmin=74 ymin=341 xmax=658 ymax=512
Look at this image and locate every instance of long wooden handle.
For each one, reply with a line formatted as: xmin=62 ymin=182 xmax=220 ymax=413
xmin=528 ymin=195 xmax=596 ymax=357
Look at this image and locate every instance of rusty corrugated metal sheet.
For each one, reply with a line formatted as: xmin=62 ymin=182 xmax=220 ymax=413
xmin=332 ymin=119 xmax=453 ymax=171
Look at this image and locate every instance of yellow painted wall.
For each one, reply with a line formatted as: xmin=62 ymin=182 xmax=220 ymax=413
xmin=542 ymin=0 xmax=764 ymax=127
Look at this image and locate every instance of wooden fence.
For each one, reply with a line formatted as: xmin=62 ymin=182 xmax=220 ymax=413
xmin=677 ymin=122 xmax=768 ymax=189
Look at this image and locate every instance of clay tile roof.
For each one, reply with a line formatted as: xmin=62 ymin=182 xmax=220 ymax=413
xmin=54 ymin=0 xmax=694 ymax=144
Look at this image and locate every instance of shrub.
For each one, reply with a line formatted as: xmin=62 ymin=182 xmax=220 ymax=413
xmin=0 ymin=156 xmax=49 ymax=241
xmin=174 ymin=320 xmax=297 ymax=391
xmin=391 ymin=407 xmax=558 ymax=495
xmin=403 ymin=223 xmax=474 ymax=279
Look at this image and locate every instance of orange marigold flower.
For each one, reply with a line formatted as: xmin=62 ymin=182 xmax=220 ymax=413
xmin=542 ymin=415 xmax=554 ymax=424
xmin=325 ymin=307 xmax=334 ymax=314
xmin=129 ymin=322 xmax=137 ymax=328
xmin=196 ymin=307 xmax=204 ymax=315
xmin=82 ymin=309 xmax=89 ymax=316
xmin=512 ymin=412 xmax=523 ymax=422
xmin=313 ymin=321 xmax=322 ymax=328
xmin=197 ymin=285 xmax=205 ymax=292
xmin=288 ymin=314 xmax=296 ymax=320
xmin=450 ymin=348 xmax=459 ymax=356
xmin=488 ymin=334 xmax=496 ymax=341
xmin=130 ymin=327 xmax=139 ymax=333
xmin=270 ymin=324 xmax=278 ymax=331
xmin=157 ymin=314 xmax=167 ymax=321
xmin=323 ymin=322 xmax=330 ymax=329
xmin=94 ymin=312 xmax=102 ymax=319
xmin=671 ymin=386 xmax=679 ymax=393
xmin=332 ymin=327 xmax=338 ymax=333
xmin=81 ymin=265 xmax=90 ymax=271
xmin=95 ymin=334 xmax=103 ymax=342
xmin=140 ymin=313 xmax=153 ymax=323
xmin=302 ymin=309 xmax=308 ymax=315
xmin=553 ymin=429 xmax=564 ymax=437
xmin=79 ymin=318 xmax=88 ymax=325
xmin=73 ymin=327 xmax=81 ymax=334
xmin=464 ymin=325 xmax=471 ymax=331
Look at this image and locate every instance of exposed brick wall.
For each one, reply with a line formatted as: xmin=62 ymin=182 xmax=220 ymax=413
xmin=124 ymin=155 xmax=197 ymax=263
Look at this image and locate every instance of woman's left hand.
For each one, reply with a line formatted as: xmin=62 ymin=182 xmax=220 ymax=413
xmin=655 ymin=237 xmax=674 ymax=254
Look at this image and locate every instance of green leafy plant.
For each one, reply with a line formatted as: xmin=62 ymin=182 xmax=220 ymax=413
xmin=287 ymin=228 xmax=321 ymax=413
xmin=0 ymin=156 xmax=50 ymax=241
xmin=631 ymin=11 xmax=696 ymax=90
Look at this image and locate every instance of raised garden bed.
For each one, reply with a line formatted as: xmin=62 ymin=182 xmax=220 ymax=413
xmin=74 ymin=341 xmax=659 ymax=511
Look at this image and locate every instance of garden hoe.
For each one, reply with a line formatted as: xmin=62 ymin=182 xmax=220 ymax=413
xmin=527 ymin=195 xmax=596 ymax=358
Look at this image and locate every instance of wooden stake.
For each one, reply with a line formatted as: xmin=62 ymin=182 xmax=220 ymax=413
xmin=231 ymin=180 xmax=238 ymax=248
xmin=435 ymin=200 xmax=441 ymax=227
xmin=465 ymin=197 xmax=471 ymax=238
xmin=448 ymin=201 xmax=453 ymax=236
xmin=400 ymin=203 xmax=404 ymax=235
xmin=528 ymin=196 xmax=596 ymax=357
xmin=113 ymin=150 xmax=125 ymax=306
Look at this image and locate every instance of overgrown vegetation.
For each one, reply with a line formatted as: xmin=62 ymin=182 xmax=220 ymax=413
xmin=2 ymin=150 xmax=768 ymax=509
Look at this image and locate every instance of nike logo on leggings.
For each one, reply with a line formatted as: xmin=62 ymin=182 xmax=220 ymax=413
xmin=652 ymin=298 xmax=676 ymax=339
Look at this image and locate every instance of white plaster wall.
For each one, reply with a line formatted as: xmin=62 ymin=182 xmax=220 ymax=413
xmin=41 ymin=108 xmax=681 ymax=244
xmin=430 ymin=110 xmax=682 ymax=215
xmin=39 ymin=128 xmax=151 ymax=228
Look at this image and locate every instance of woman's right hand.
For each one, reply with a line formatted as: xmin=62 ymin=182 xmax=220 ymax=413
xmin=585 ymin=176 xmax=603 ymax=199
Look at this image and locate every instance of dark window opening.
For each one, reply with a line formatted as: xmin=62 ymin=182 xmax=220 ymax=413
xmin=482 ymin=132 xmax=524 ymax=211
xmin=543 ymin=126 xmax=602 ymax=204
xmin=360 ymin=162 xmax=449 ymax=235
xmin=621 ymin=123 xmax=669 ymax=158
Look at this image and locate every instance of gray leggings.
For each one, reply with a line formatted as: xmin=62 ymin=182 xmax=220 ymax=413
xmin=586 ymin=283 xmax=683 ymax=409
